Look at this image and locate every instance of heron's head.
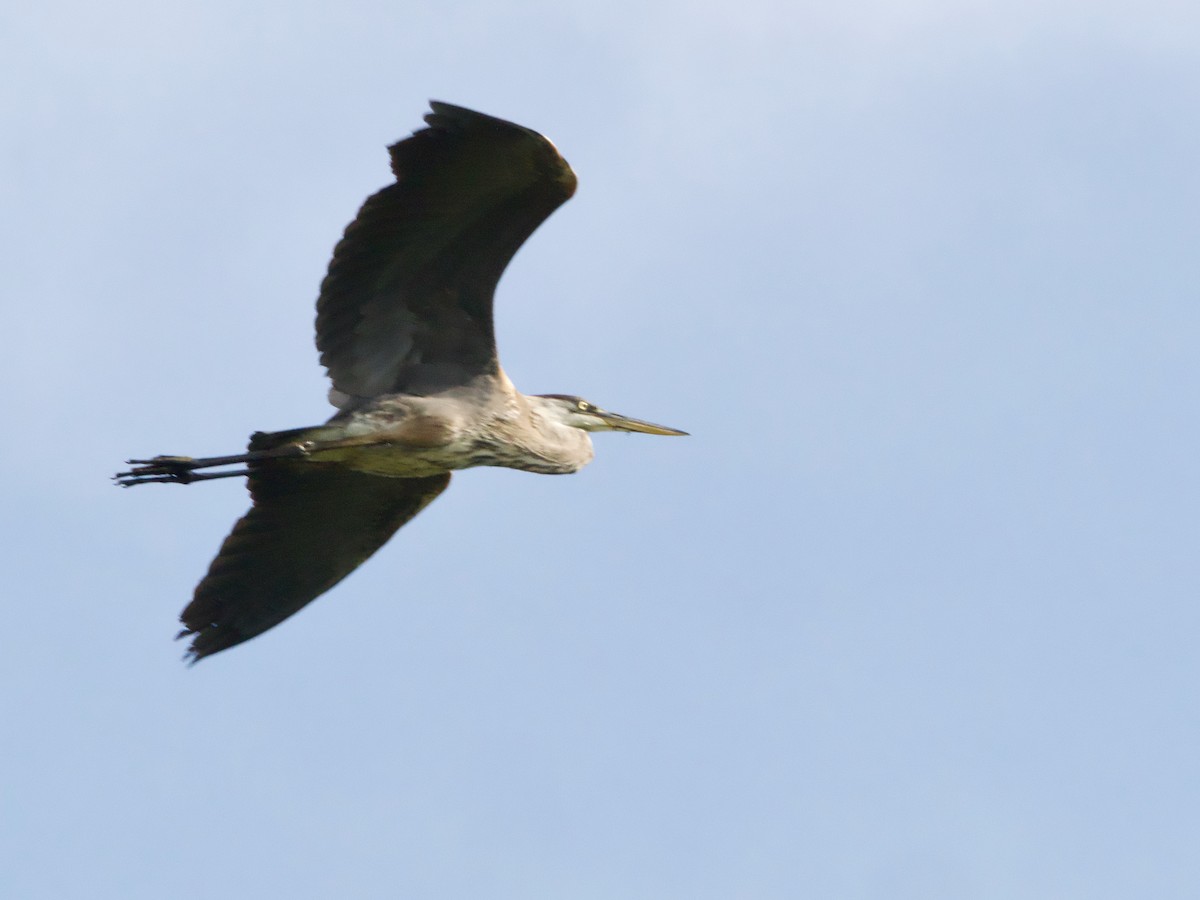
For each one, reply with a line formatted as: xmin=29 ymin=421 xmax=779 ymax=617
xmin=532 ymin=394 xmax=688 ymax=436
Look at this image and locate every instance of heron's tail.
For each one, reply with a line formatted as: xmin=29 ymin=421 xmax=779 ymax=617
xmin=247 ymin=425 xmax=328 ymax=454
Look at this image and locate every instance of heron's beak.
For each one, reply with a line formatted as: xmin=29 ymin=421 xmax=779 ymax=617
xmin=597 ymin=410 xmax=689 ymax=436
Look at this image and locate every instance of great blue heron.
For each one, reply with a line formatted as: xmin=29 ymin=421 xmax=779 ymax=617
xmin=116 ymin=101 xmax=686 ymax=662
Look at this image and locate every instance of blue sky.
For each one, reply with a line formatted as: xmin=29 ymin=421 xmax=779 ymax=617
xmin=5 ymin=1 xmax=1199 ymax=897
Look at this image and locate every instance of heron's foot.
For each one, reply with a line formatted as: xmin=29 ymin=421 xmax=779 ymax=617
xmin=114 ymin=456 xmax=247 ymax=487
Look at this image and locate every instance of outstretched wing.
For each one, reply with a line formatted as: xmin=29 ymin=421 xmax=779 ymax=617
xmin=179 ymin=463 xmax=450 ymax=661
xmin=316 ymin=101 xmax=577 ymax=406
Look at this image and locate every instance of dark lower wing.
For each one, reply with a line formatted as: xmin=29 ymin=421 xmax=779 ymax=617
xmin=179 ymin=462 xmax=450 ymax=661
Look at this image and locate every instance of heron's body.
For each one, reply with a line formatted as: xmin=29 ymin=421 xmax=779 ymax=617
xmin=277 ymin=382 xmax=595 ymax=479
xmin=118 ymin=102 xmax=683 ymax=661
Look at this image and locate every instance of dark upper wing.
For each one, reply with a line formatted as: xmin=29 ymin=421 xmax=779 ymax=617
xmin=316 ymin=101 xmax=577 ymax=406
xmin=179 ymin=461 xmax=450 ymax=661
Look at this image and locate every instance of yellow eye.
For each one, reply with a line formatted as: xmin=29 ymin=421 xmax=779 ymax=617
xmin=577 ymin=401 xmax=590 ymax=412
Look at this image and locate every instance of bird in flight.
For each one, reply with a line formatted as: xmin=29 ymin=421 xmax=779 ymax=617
xmin=117 ymin=101 xmax=686 ymax=662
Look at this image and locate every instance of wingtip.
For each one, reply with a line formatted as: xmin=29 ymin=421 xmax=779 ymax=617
xmin=176 ymin=622 xmax=232 ymax=665
xmin=423 ymin=100 xmax=479 ymax=130
xmin=175 ymin=627 xmax=203 ymax=666
xmin=421 ymin=101 xmax=547 ymax=140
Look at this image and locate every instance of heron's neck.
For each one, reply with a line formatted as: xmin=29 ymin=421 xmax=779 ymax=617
xmin=520 ymin=396 xmax=595 ymax=474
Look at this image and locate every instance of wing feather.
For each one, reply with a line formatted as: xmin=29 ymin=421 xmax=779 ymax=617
xmin=179 ymin=459 xmax=450 ymax=661
xmin=316 ymin=101 xmax=577 ymax=405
